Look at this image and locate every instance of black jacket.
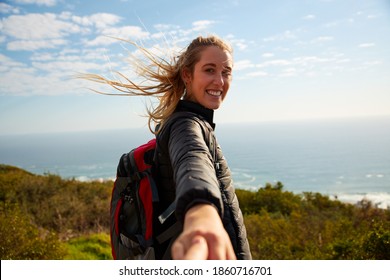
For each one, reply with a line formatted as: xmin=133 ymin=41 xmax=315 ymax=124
xmin=154 ymin=100 xmax=251 ymax=260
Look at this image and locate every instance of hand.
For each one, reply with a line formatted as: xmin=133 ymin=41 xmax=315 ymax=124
xmin=171 ymin=204 xmax=237 ymax=260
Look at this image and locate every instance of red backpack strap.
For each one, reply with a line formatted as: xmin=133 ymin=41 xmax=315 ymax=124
xmin=133 ymin=139 xmax=156 ymax=171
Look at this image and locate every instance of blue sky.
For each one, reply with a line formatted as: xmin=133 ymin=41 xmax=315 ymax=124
xmin=1 ymin=0 xmax=389 ymax=135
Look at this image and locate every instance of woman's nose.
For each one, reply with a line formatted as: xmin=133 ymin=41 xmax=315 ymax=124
xmin=213 ymin=73 xmax=224 ymax=86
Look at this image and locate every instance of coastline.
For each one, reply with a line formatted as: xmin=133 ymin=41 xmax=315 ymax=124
xmin=17 ymin=164 xmax=390 ymax=210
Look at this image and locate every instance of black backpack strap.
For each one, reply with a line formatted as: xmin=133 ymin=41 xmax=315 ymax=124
xmin=156 ymin=221 xmax=182 ymax=245
xmin=158 ymin=201 xmax=176 ymax=224
xmin=156 ymin=221 xmax=182 ymax=260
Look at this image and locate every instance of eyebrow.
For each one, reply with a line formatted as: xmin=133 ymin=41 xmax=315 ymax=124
xmin=202 ymin=63 xmax=232 ymax=71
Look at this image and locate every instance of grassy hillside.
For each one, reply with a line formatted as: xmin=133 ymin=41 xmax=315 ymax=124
xmin=1 ymin=164 xmax=389 ymax=259
xmin=0 ymin=164 xmax=112 ymax=260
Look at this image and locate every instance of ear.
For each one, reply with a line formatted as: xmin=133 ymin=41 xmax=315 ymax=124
xmin=181 ymin=67 xmax=192 ymax=84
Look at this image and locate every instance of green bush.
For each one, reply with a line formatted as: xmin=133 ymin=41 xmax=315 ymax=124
xmin=0 ymin=203 xmax=66 ymax=260
xmin=361 ymin=222 xmax=390 ymax=259
xmin=240 ymin=182 xmax=390 ymax=260
xmin=0 ymin=164 xmax=112 ymax=239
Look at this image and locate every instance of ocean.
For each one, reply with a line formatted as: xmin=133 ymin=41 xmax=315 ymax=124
xmin=1 ymin=116 xmax=389 ymax=208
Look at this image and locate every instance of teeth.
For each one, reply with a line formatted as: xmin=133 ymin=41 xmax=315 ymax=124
xmin=207 ymin=90 xmax=222 ymax=96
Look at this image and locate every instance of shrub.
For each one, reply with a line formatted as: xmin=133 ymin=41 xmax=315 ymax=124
xmin=0 ymin=203 xmax=66 ymax=260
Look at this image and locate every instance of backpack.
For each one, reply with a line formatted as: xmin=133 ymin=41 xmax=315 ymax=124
xmin=110 ymin=138 xmax=179 ymax=260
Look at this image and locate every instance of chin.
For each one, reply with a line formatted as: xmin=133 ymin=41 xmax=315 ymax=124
xmin=205 ymin=103 xmax=221 ymax=110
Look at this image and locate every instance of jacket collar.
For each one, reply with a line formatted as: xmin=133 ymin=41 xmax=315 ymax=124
xmin=175 ymin=100 xmax=215 ymax=129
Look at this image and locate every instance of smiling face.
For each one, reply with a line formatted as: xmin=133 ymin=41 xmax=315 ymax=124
xmin=182 ymin=46 xmax=233 ymax=110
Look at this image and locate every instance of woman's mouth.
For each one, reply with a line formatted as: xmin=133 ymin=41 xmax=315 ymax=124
xmin=206 ymin=90 xmax=222 ymax=97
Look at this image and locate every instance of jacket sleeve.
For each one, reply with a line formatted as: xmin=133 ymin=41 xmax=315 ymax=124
xmin=167 ymin=117 xmax=223 ymax=223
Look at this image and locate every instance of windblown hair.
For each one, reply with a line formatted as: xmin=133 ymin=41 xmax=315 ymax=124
xmin=80 ymin=35 xmax=233 ymax=134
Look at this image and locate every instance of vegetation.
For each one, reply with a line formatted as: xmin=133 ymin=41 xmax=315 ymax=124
xmin=237 ymin=183 xmax=390 ymax=259
xmin=64 ymin=233 xmax=111 ymax=260
xmin=0 ymin=164 xmax=111 ymax=260
xmin=1 ymin=164 xmax=389 ymax=260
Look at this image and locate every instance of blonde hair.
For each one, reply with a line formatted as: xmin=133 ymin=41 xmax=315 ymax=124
xmin=80 ymin=35 xmax=233 ymax=134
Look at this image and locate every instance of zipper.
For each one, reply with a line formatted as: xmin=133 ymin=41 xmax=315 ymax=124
xmin=121 ymin=183 xmax=142 ymax=235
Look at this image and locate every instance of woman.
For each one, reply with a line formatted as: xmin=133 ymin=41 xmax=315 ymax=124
xmin=84 ymin=35 xmax=251 ymax=260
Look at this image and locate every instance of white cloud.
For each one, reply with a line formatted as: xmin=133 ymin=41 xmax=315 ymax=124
xmin=151 ymin=32 xmax=167 ymax=40
xmin=14 ymin=0 xmax=57 ymax=7
xmin=0 ymin=54 xmax=26 ymax=70
xmin=247 ymin=71 xmax=268 ymax=77
xmin=7 ymin=38 xmax=67 ymax=51
xmin=154 ymin=23 xmax=180 ymax=31
xmin=0 ymin=59 xmax=40 ymax=95
xmin=359 ymin=43 xmax=375 ymax=48
xmin=234 ymin=41 xmax=248 ymax=50
xmin=82 ymin=49 xmax=115 ymax=64
xmin=0 ymin=69 xmax=73 ymax=96
xmin=249 ymin=55 xmax=339 ymax=78
xmin=30 ymin=52 xmax=56 ymax=61
xmin=312 ymin=36 xmax=334 ymax=43
xmin=102 ymin=26 xmax=150 ymax=40
xmin=0 ymin=11 xmax=132 ymax=53
xmin=262 ymin=53 xmax=274 ymax=58
xmin=70 ymin=13 xmax=122 ymax=30
xmin=292 ymin=56 xmax=330 ymax=65
xmin=367 ymin=14 xmax=379 ymax=19
xmin=173 ymin=20 xmax=216 ymax=37
xmin=234 ymin=59 xmax=255 ymax=71
xmin=0 ymin=3 xmax=20 ymax=14
xmin=363 ymin=60 xmax=382 ymax=66
xmin=302 ymin=15 xmax=316 ymax=20
xmin=280 ymin=67 xmax=298 ymax=77
xmin=151 ymin=24 xmax=180 ymax=40
xmin=258 ymin=59 xmax=291 ymax=67
xmin=30 ymin=48 xmax=112 ymax=64
xmin=84 ymin=36 xmax=118 ymax=47
xmin=2 ymin=13 xmax=84 ymax=40
xmin=323 ymin=20 xmax=339 ymax=28
xmin=32 ymin=60 xmax=105 ymax=73
xmin=84 ymin=25 xmax=150 ymax=47
xmin=263 ymin=30 xmax=297 ymax=42
xmin=76 ymin=14 xmax=149 ymax=47
xmin=192 ymin=20 xmax=215 ymax=31
xmin=0 ymin=52 xmax=116 ymax=96
xmin=225 ymin=35 xmax=248 ymax=51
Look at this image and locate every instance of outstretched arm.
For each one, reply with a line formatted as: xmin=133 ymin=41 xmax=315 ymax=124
xmin=171 ymin=204 xmax=236 ymax=260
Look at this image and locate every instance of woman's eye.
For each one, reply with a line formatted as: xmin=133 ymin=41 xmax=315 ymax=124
xmin=223 ymin=71 xmax=232 ymax=77
xmin=205 ymin=68 xmax=214 ymax=73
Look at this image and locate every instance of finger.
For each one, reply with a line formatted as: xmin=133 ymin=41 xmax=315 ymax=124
xmin=183 ymin=235 xmax=208 ymax=260
xmin=206 ymin=234 xmax=237 ymax=260
xmin=207 ymin=236 xmax=226 ymax=260
xmin=171 ymin=239 xmax=185 ymax=260
xmin=226 ymin=244 xmax=237 ymax=260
